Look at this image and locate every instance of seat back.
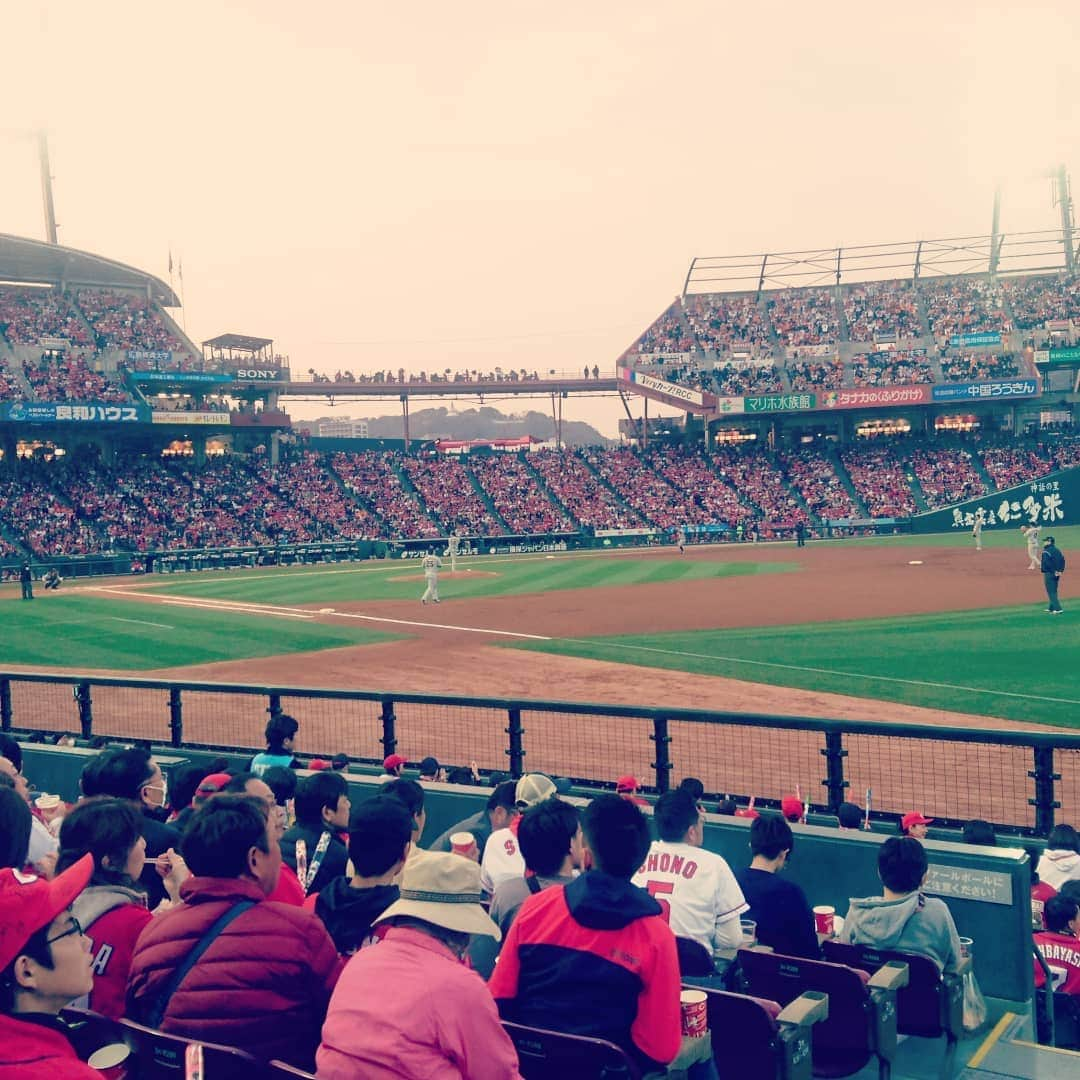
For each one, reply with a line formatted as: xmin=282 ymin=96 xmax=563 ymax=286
xmin=117 ymin=1018 xmax=260 ymax=1079
xmin=736 ymin=948 xmax=874 ymax=1078
xmin=1054 ymin=992 xmax=1080 ymax=1051
xmin=677 ymin=935 xmax=717 ymax=977
xmin=502 ymin=1020 xmax=640 ymax=1079
xmin=823 ymin=940 xmax=955 ymax=1039
xmin=700 ymin=989 xmax=787 ymax=1080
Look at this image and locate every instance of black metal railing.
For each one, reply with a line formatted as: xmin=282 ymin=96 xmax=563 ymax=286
xmin=2 ymin=669 xmax=1078 ymax=836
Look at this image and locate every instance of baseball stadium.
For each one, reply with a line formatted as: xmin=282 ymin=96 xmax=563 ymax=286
xmin=4 ymin=214 xmax=1080 ymax=1074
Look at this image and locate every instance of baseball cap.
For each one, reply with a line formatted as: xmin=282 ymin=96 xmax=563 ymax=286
xmin=383 ymin=754 xmax=407 ymax=771
xmin=781 ymin=795 xmax=805 ymax=820
xmin=515 ymin=773 xmax=557 ymax=809
xmin=902 ymin=811 xmax=933 ymax=831
xmin=195 ymin=772 xmax=232 ymax=798
xmin=615 ymin=775 xmax=639 ymax=793
xmin=0 ymin=853 xmax=93 ymax=969
xmin=308 ymin=759 xmax=330 ymax=771
xmin=837 ymin=803 xmax=864 ymax=828
xmin=1044 ymin=535 xmax=1055 ymax=544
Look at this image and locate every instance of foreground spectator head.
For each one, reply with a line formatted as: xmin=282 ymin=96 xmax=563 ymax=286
xmin=382 ymin=753 xmax=407 ymax=778
xmin=0 ymin=854 xmax=94 ymax=1016
xmin=487 ymin=780 xmax=519 ymax=830
xmin=380 ymin=778 xmax=426 ymax=841
xmin=262 ymin=765 xmax=298 ymax=807
xmin=1047 ymin=824 xmax=1080 ymax=852
xmin=837 ymin=803 xmax=864 ymax=829
xmin=1059 ymin=880 xmax=1080 ymax=907
xmin=0 ymin=788 xmax=31 ymax=869
xmin=181 ymin=795 xmax=280 ymax=895
xmin=56 ymin=797 xmax=145 ymax=888
xmin=1044 ymin=894 xmax=1080 ymax=935
xmin=265 ymin=713 xmax=299 ymax=753
xmin=750 ymin=814 xmax=794 ymax=865
xmin=901 ymin=811 xmax=933 ymax=839
xmin=581 ymin=793 xmax=651 ymax=879
xmin=653 ymin=788 xmax=703 ymax=846
xmin=878 ymin=837 xmax=928 ymax=896
xmin=514 ymin=773 xmax=557 ymax=811
xmin=519 ymin=798 xmax=582 ymax=876
xmin=349 ymin=797 xmax=413 ymax=878
xmin=295 ymin=771 xmax=350 ymax=831
xmin=82 ymin=748 xmax=168 ymax=815
xmin=224 ymin=774 xmax=281 ymax=831
xmin=962 ymin=819 xmax=997 ymax=847
xmin=780 ymin=795 xmax=805 ymax=823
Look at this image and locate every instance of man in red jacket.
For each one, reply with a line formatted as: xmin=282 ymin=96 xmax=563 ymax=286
xmin=126 ymin=795 xmax=341 ymax=1071
xmin=0 ymin=853 xmax=102 ymax=1079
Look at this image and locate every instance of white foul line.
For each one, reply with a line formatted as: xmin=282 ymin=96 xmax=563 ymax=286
xmin=105 ymin=617 xmax=175 ymax=630
xmin=550 ymin=638 xmax=1080 ymax=706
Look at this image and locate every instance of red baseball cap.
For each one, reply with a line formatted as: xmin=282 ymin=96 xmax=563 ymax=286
xmin=383 ymin=754 xmax=407 ymax=771
xmin=0 ymin=854 xmax=93 ymax=969
xmin=734 ymin=808 xmax=760 ymax=820
xmin=615 ymin=775 xmax=639 ymax=793
xmin=902 ymin=812 xmax=933 ymax=831
xmin=195 ymin=772 xmax=232 ymax=798
xmin=781 ymin=795 xmax=805 ymax=820
xmin=308 ymin=759 xmax=330 ymax=771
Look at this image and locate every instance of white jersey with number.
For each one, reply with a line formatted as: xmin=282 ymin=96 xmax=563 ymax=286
xmin=422 ymin=554 xmax=442 ymax=577
xmin=448 ymin=536 xmax=460 ymax=554
xmin=480 ymin=825 xmax=525 ymax=893
xmin=632 ymin=840 xmax=748 ymax=954
xmin=1027 ymin=526 xmax=1041 ymax=553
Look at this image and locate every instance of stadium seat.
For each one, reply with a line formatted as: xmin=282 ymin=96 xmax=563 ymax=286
xmin=677 ymin=935 xmax=717 ymax=977
xmin=823 ymin=940 xmax=963 ymax=1080
xmin=116 ymin=1017 xmax=261 ymax=1078
xmin=695 ymin=986 xmax=828 ymax=1080
xmin=501 ymin=1020 xmax=641 ymax=1079
xmin=1053 ymin=992 xmax=1080 ymax=1051
xmin=734 ymin=946 xmax=908 ymax=1080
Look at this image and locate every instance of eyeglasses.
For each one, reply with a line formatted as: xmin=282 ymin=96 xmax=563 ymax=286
xmin=46 ymin=914 xmax=84 ymax=945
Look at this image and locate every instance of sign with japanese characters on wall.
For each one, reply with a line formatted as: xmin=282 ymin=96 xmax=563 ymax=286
xmin=932 ymin=379 xmax=1039 ymax=402
xmin=924 ymin=864 xmax=1013 ymax=906
xmin=619 ymin=367 xmax=713 ymax=409
xmin=1 ymin=401 xmax=150 ymax=423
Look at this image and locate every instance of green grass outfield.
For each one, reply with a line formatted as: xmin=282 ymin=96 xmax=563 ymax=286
xmin=0 ymin=594 xmax=401 ymax=670
xmin=510 ymin=604 xmax=1080 ymax=728
xmin=134 ymin=554 xmax=792 ymax=605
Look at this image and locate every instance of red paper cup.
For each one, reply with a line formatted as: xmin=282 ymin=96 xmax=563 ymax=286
xmin=451 ymin=832 xmax=477 ymax=857
xmin=813 ymin=905 xmax=835 ymax=936
xmin=680 ymin=989 xmax=708 ymax=1038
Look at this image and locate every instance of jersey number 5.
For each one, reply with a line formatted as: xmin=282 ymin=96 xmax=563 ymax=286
xmin=645 ymin=879 xmax=674 ymax=922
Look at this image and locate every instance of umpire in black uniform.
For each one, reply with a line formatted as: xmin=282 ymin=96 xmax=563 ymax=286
xmin=19 ymin=561 xmax=33 ymax=600
xmin=1041 ymin=535 xmax=1066 ymax=614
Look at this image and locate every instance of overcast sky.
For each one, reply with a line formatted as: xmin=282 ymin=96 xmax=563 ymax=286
xmin=1 ymin=1 xmax=1077 ymax=435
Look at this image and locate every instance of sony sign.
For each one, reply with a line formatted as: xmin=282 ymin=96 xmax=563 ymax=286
xmin=235 ymin=368 xmax=285 ymax=381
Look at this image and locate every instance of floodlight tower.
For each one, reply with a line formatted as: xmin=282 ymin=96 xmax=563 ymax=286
xmin=988 ymin=187 xmax=1003 ymax=279
xmin=38 ymin=130 xmax=58 ymax=245
xmin=1052 ymin=165 xmax=1075 ymax=275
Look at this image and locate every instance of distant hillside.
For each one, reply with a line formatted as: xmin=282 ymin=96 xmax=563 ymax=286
xmin=322 ymin=406 xmax=611 ymax=446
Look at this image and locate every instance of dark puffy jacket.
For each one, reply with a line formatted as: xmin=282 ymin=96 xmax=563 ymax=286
xmin=280 ymin=823 xmax=349 ymax=896
xmin=126 ymin=876 xmax=341 ymax=1069
xmin=313 ymin=878 xmax=398 ymax=955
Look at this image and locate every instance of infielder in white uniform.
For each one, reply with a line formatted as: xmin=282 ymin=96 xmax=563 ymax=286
xmin=447 ymin=532 xmax=461 ymax=573
xmin=1023 ymin=524 xmax=1042 ymax=570
xmin=420 ymin=549 xmax=442 ymax=604
xmin=972 ymin=515 xmax=983 ymax=551
xmin=631 ymin=788 xmax=747 ymax=957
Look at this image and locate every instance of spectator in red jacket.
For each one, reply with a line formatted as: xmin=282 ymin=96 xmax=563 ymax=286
xmin=0 ymin=853 xmax=100 ymax=1079
xmin=58 ymin=797 xmax=188 ymax=1018
xmin=126 ymin=795 xmax=341 ymax=1070
xmin=490 ymin=794 xmax=682 ymax=1076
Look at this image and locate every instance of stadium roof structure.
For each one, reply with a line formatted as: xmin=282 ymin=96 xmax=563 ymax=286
xmin=0 ymin=233 xmax=178 ymax=305
xmin=683 ymin=227 xmax=1077 ymax=296
xmin=202 ymin=333 xmax=273 ymax=352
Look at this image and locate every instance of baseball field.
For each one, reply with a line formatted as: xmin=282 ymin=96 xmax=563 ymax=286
xmin=2 ymin=525 xmax=1078 ymax=732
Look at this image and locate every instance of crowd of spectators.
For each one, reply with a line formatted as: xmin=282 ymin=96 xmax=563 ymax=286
xmin=839 ymin=444 xmax=916 ymax=518
xmin=683 ymin=294 xmax=772 ymax=353
xmin=842 ymin=280 xmax=923 ymax=342
xmin=0 ymin=469 xmax=105 ymax=557
xmin=1003 ymin=273 xmax=1080 ymax=330
xmin=331 ymin=451 xmax=441 ymax=540
xmin=850 ymin=349 xmax=936 ymax=387
xmin=0 ymin=286 xmax=92 ymax=347
xmin=775 ymin=446 xmax=859 ymax=520
xmin=666 ymin=361 xmax=784 ymax=397
xmin=647 ymin=445 xmax=756 ymax=528
xmin=529 ymin=449 xmax=643 ymax=530
xmin=710 ymin=444 xmax=809 ymax=525
xmin=941 ymin=352 xmax=1020 ymax=382
xmin=787 ymin=360 xmax=843 ymax=391
xmin=0 ymin=359 xmax=24 ymax=402
xmin=22 ymin=351 xmax=131 ymax=403
xmin=317 ymin=368 xmax=552 ymax=385
xmin=978 ymin=444 xmax=1056 ymax=489
xmin=767 ymin=288 xmax=839 ymax=349
xmin=399 ymin=454 xmax=506 ymax=536
xmin=75 ymin=289 xmax=185 ymax=355
xmin=467 ymin=454 xmax=576 ymax=535
xmin=621 ymin=303 xmax=695 ymax=359
xmin=907 ymin=446 xmax=986 ymax=509
xmin=263 ymin=453 xmax=377 ymax=540
xmin=922 ymin=278 xmax=1009 ymax=339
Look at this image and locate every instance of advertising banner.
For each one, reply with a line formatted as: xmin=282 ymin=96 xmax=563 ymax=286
xmin=151 ymin=411 xmax=228 ymax=425
xmin=910 ymin=468 xmax=1080 ymax=533
xmin=949 ymin=332 xmax=1002 ymax=348
xmin=619 ymin=368 xmax=712 ymax=408
xmin=1044 ymin=346 xmax=1080 ymax=366
xmin=821 ymin=385 xmax=932 ymax=411
xmin=931 ymin=379 xmax=1039 ymax=402
xmin=233 ymin=367 xmax=288 ymax=382
xmin=711 ymin=396 xmax=745 ymax=416
xmin=127 ymin=349 xmax=173 ymax=365
xmin=132 ymin=371 xmax=234 ymax=384
xmin=1 ymin=401 xmax=150 ymax=423
xmin=744 ymin=393 xmax=816 ymax=414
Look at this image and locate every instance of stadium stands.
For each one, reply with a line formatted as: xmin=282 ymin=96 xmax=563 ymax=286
xmin=850 ymin=350 xmax=935 ymax=387
xmin=399 ymin=454 xmax=506 ymax=536
xmin=75 ymin=289 xmax=184 ymax=354
xmin=467 ymin=454 xmax=575 ymax=535
xmin=0 ymin=285 xmax=92 ymax=347
xmin=788 ymin=360 xmax=844 ymax=391
xmin=683 ymin=294 xmax=773 ymax=354
xmin=922 ymin=278 xmax=1008 ymax=339
xmin=529 ymin=449 xmax=644 ymax=530
xmin=767 ymin=288 xmax=839 ymax=349
xmin=22 ymin=352 xmax=131 ymax=403
xmin=1003 ymin=273 xmax=1080 ymax=330
xmin=941 ymin=352 xmax=1020 ymax=382
xmin=843 ymin=280 xmax=923 ymax=342
xmin=775 ymin=447 xmax=860 ymax=521
xmin=840 ymin=444 xmax=917 ymax=518
xmin=331 ymin=451 xmax=441 ymax=540
xmin=907 ymin=447 xmax=986 ymax=509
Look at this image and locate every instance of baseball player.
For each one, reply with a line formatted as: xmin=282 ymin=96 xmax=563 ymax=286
xmin=972 ymin=515 xmax=983 ymax=552
xmin=676 ymin=527 xmax=687 ymax=555
xmin=447 ymin=531 xmax=461 ymax=573
xmin=420 ymin=548 xmax=442 ymax=604
xmin=1023 ymin=524 xmax=1042 ymax=570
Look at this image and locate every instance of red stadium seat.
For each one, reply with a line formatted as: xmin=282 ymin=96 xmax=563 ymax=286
xmin=502 ymin=1020 xmax=641 ymax=1079
xmin=116 ymin=1017 xmax=261 ymax=1078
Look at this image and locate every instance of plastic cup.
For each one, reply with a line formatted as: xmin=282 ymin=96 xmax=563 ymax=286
xmin=813 ymin=905 xmax=836 ymax=936
xmin=450 ymin=832 xmax=477 ymax=857
xmin=959 ymin=936 xmax=973 ymax=958
xmin=740 ymin=918 xmax=757 ymax=946
xmin=680 ymin=989 xmax=709 ymax=1037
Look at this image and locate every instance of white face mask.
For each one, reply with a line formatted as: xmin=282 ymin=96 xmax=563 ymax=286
xmin=144 ymin=776 xmax=168 ymax=808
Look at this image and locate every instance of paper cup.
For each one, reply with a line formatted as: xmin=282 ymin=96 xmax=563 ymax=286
xmin=87 ymin=1043 xmax=131 ymax=1070
xmin=680 ymin=989 xmax=708 ymax=1038
xmin=450 ymin=832 xmax=477 ymax=856
xmin=959 ymin=936 xmax=973 ymax=958
xmin=740 ymin=918 xmax=757 ymax=946
xmin=813 ymin=905 xmax=836 ymax=936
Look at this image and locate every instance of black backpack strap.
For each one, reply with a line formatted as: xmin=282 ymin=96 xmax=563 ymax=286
xmin=143 ymin=900 xmax=256 ymax=1028
xmin=525 ymin=875 xmax=542 ymax=895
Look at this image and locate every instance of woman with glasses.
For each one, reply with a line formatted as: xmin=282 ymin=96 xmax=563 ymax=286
xmin=56 ymin=797 xmax=188 ymax=1019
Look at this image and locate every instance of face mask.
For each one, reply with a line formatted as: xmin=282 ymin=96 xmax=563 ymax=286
xmin=144 ymin=777 xmax=168 ymax=808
